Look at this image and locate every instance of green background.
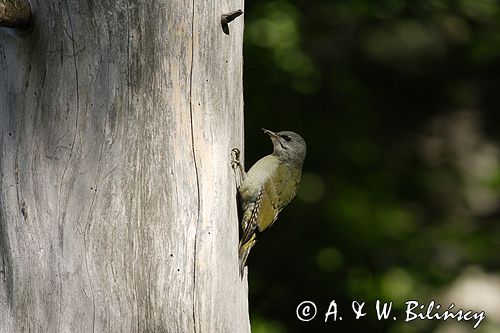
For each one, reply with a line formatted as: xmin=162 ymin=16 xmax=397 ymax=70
xmin=242 ymin=0 xmax=500 ymax=332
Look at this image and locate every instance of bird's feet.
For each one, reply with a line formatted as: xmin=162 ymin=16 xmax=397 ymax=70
xmin=231 ymin=148 xmax=245 ymax=189
xmin=231 ymin=148 xmax=241 ymax=170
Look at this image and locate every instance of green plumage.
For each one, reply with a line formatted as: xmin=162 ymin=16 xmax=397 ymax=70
xmin=235 ymin=130 xmax=306 ymax=276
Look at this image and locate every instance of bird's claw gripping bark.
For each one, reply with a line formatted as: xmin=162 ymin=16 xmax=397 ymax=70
xmin=231 ymin=148 xmax=241 ymax=170
xmin=231 ymin=148 xmax=245 ymax=189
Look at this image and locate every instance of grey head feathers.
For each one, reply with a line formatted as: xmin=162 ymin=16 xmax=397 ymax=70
xmin=262 ymin=129 xmax=307 ymax=166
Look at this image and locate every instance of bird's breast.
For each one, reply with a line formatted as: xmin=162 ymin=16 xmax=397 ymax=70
xmin=239 ymin=155 xmax=281 ymax=202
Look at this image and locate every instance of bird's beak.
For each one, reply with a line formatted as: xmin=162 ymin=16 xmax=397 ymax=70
xmin=262 ymin=128 xmax=278 ymax=138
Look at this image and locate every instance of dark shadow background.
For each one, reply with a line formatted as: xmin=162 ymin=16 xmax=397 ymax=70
xmin=242 ymin=1 xmax=500 ymax=332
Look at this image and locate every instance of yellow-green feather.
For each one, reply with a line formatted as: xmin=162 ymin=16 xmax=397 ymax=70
xmin=238 ymin=155 xmax=302 ymax=275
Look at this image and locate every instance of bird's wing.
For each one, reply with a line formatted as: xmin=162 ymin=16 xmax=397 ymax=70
xmin=240 ymin=163 xmax=294 ymax=246
xmin=273 ymin=163 xmax=300 ymax=212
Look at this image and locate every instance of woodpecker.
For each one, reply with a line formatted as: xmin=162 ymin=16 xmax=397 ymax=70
xmin=232 ymin=129 xmax=306 ymax=276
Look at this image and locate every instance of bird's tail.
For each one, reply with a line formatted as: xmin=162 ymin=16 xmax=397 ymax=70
xmin=238 ymin=237 xmax=256 ymax=278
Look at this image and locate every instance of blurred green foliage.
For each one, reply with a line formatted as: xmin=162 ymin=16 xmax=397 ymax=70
xmin=243 ymin=0 xmax=500 ymax=332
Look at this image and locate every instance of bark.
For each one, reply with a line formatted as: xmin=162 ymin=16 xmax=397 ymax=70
xmin=0 ymin=0 xmax=248 ymax=332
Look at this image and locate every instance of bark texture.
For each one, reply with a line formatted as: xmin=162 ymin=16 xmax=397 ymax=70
xmin=0 ymin=0 xmax=248 ymax=332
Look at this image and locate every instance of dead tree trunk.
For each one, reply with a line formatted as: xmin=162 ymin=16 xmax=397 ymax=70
xmin=0 ymin=0 xmax=249 ymax=332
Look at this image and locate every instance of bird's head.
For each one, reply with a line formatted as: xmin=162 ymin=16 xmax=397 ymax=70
xmin=262 ymin=129 xmax=307 ymax=166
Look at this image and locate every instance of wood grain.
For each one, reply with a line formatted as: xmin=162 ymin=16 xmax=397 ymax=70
xmin=0 ymin=0 xmax=248 ymax=331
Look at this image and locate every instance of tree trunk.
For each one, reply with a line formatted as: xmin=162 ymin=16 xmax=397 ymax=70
xmin=0 ymin=0 xmax=248 ymax=332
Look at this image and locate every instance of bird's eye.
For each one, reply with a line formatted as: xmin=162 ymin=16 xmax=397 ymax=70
xmin=281 ymin=135 xmax=292 ymax=142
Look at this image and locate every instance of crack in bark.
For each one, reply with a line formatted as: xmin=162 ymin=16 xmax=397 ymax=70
xmin=61 ymin=1 xmax=95 ymax=332
xmin=189 ymin=1 xmax=201 ymax=331
xmin=124 ymin=3 xmax=142 ymax=333
xmin=59 ymin=0 xmax=81 ymax=215
xmin=82 ymin=91 xmax=108 ymax=333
